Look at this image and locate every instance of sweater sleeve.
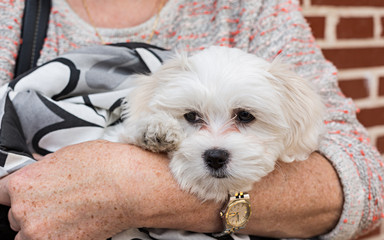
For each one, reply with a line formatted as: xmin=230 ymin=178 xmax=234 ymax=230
xmin=247 ymin=0 xmax=384 ymax=239
xmin=0 ymin=0 xmax=24 ymax=85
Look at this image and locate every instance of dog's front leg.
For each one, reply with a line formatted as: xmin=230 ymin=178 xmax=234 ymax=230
xmin=142 ymin=112 xmax=184 ymax=152
xmin=122 ymin=112 xmax=184 ymax=153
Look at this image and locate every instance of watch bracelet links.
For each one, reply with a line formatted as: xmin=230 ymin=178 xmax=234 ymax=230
xmin=235 ymin=191 xmax=247 ymax=199
xmin=224 ymin=225 xmax=244 ymax=235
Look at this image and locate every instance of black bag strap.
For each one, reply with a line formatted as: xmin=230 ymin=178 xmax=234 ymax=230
xmin=14 ymin=0 xmax=51 ymax=78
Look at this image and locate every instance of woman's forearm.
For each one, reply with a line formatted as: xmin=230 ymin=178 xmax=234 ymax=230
xmin=135 ymin=151 xmax=343 ymax=238
xmin=241 ymin=152 xmax=343 ymax=238
xmin=4 ymin=141 xmax=343 ymax=239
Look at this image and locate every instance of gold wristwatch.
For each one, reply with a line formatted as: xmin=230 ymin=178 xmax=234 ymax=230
xmin=214 ymin=192 xmax=251 ymax=237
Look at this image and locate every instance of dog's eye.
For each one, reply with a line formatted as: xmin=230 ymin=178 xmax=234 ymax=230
xmin=236 ymin=110 xmax=255 ymax=123
xmin=184 ymin=111 xmax=203 ymax=124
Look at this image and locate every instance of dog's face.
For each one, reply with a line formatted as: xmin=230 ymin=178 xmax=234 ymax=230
xmin=123 ymin=46 xmax=324 ymax=202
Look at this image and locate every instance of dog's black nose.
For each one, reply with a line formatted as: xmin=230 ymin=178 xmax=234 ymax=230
xmin=203 ymin=149 xmax=229 ymax=170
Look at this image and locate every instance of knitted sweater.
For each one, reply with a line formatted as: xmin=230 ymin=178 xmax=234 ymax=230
xmin=0 ymin=0 xmax=383 ymax=239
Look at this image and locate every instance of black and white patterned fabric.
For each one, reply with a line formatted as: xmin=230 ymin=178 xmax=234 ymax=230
xmin=0 ymin=43 xmax=172 ymax=177
xmin=0 ymin=42 xmax=283 ymax=240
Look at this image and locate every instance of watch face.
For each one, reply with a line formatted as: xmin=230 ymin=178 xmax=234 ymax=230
xmin=226 ymin=199 xmax=251 ymax=227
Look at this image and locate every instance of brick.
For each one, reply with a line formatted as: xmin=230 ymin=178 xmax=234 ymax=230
xmin=379 ymin=77 xmax=384 ymax=96
xmin=337 ymin=17 xmax=374 ymax=39
xmin=338 ymin=78 xmax=369 ymax=100
xmin=312 ymin=0 xmax=384 ymax=7
xmin=322 ymin=47 xmax=384 ymax=69
xmin=382 ymin=17 xmax=384 ymax=37
xmin=357 ymin=106 xmax=384 ymax=127
xmin=377 ymin=136 xmax=384 ymax=154
xmin=306 ymin=16 xmax=325 ymax=39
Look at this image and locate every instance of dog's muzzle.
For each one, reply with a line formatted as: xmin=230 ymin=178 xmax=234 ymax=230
xmin=203 ymin=148 xmax=229 ymax=178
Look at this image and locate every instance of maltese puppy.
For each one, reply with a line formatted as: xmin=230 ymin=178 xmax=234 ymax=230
xmin=112 ymin=46 xmax=324 ymax=203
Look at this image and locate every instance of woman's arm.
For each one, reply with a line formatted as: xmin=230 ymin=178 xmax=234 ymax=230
xmin=3 ymin=140 xmax=342 ymax=239
xmin=138 ymin=151 xmax=343 ymax=239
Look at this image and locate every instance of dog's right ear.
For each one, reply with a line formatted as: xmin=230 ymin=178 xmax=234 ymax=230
xmin=162 ymin=50 xmax=192 ymax=72
xmin=122 ymin=50 xmax=195 ymax=121
xmin=120 ymin=74 xmax=157 ymax=122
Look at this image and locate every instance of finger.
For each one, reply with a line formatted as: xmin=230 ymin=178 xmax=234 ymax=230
xmin=8 ymin=208 xmax=21 ymax=232
xmin=14 ymin=233 xmax=22 ymax=240
xmin=15 ymin=233 xmax=22 ymax=240
xmin=0 ymin=175 xmax=11 ymax=205
xmin=32 ymin=153 xmax=43 ymax=161
xmin=15 ymin=232 xmax=27 ymax=240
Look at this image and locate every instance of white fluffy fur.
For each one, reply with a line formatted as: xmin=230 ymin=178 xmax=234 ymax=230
xmin=112 ymin=46 xmax=324 ymax=202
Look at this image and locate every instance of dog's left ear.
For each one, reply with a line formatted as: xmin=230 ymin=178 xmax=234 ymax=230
xmin=267 ymin=59 xmax=325 ymax=162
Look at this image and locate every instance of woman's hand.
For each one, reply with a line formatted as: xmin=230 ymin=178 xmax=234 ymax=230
xmin=0 ymin=139 xmax=222 ymax=240
xmin=1 ymin=140 xmax=186 ymax=240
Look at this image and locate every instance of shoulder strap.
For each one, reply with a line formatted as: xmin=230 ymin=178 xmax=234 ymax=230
xmin=14 ymin=0 xmax=51 ymax=78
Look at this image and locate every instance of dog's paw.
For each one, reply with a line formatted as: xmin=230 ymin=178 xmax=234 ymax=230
xmin=142 ymin=116 xmax=183 ymax=153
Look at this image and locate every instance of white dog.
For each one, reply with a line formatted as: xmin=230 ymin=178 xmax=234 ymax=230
xmin=112 ymin=46 xmax=324 ymax=203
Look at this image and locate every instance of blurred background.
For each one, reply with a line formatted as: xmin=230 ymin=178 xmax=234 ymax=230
xmin=300 ymin=0 xmax=384 ymax=239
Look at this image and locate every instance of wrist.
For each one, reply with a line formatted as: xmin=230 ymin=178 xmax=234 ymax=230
xmin=141 ymin=195 xmax=223 ymax=233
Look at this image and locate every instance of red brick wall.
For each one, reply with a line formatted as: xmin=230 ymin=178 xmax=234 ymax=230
xmin=301 ymin=1 xmax=384 ymax=239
